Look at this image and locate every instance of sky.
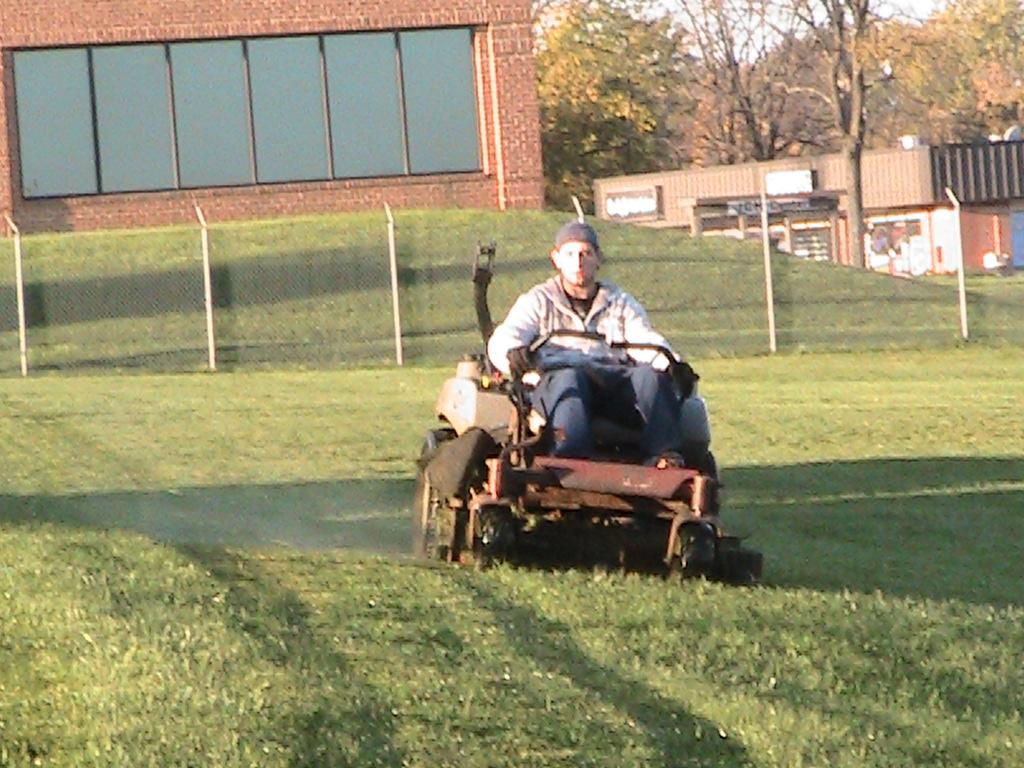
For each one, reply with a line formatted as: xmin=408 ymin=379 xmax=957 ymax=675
xmin=652 ymin=0 xmax=949 ymax=27
xmin=883 ymin=0 xmax=945 ymax=21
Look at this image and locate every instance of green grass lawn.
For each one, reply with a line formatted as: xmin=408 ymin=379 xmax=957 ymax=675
xmin=1 ymin=348 xmax=1023 ymax=766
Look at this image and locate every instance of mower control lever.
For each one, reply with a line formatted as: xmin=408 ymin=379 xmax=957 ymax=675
xmin=473 ymin=242 xmax=497 ymax=347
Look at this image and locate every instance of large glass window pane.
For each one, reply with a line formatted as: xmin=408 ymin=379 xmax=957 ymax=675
xmin=92 ymin=44 xmax=176 ymax=192
xmin=324 ymin=33 xmax=405 ymax=178
xmin=13 ymin=48 xmax=98 ymax=197
xmin=248 ymin=37 xmax=329 ymax=183
xmin=170 ymin=40 xmax=253 ymax=188
xmin=400 ymin=29 xmax=480 ymax=174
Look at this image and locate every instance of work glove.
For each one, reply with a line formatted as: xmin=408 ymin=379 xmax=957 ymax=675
xmin=506 ymin=346 xmax=534 ymax=377
xmin=671 ymin=360 xmax=700 ymax=399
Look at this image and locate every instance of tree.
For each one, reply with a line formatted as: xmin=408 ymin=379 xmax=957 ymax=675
xmin=674 ymin=0 xmax=834 ymax=166
xmin=954 ymin=0 xmax=1024 ymax=132
xmin=785 ymin=0 xmax=884 ymax=267
xmin=863 ymin=17 xmax=959 ymax=147
xmin=870 ymin=0 xmax=1024 ymax=145
xmin=535 ymin=0 xmax=690 ymax=211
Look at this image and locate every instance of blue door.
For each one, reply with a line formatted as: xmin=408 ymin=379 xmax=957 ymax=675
xmin=1013 ymin=211 xmax=1024 ymax=268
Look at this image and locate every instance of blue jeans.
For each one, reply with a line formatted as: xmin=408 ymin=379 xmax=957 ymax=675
xmin=531 ymin=363 xmax=683 ymax=458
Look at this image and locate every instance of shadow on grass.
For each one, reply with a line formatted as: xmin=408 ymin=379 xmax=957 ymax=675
xmin=723 ymin=456 xmax=1024 ymax=607
xmin=3 ymin=456 xmax=1020 ymax=606
xmin=1 ymin=251 xmax=546 ymax=333
xmin=456 ymin=572 xmax=755 ymax=767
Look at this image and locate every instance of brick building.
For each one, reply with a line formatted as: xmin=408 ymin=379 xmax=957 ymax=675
xmin=0 ymin=0 xmax=544 ymax=232
xmin=595 ymin=142 xmax=1024 ymax=275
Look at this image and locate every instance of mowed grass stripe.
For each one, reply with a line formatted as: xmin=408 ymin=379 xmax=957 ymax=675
xmin=4 ymin=531 xmax=1020 ymax=766
xmin=739 ymin=478 xmax=1024 ymax=505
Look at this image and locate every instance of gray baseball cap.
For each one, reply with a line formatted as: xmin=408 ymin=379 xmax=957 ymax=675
xmin=554 ymin=221 xmax=600 ymax=250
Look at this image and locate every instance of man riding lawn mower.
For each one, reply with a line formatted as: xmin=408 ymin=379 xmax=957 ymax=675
xmin=412 ymin=222 xmax=762 ymax=582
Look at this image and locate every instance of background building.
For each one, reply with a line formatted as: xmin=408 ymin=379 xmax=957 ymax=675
xmin=595 ymin=142 xmax=1024 ymax=275
xmin=0 ymin=0 xmax=544 ymax=232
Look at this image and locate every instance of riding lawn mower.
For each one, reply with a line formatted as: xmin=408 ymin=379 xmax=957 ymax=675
xmin=411 ymin=243 xmax=763 ymax=582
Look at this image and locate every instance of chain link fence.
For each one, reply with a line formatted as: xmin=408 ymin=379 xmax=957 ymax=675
xmin=1 ymin=209 xmax=1020 ymax=376
xmin=12 ymin=227 xmax=206 ymax=372
xmin=960 ymin=273 xmax=1024 ymax=347
xmin=0 ymin=232 xmax=17 ymax=374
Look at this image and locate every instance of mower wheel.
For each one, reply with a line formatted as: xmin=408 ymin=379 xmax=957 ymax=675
xmin=474 ymin=504 xmax=517 ymax=569
xmin=717 ymin=547 xmax=763 ymax=585
xmin=412 ymin=428 xmax=456 ymax=560
xmin=698 ymin=450 xmax=719 ymax=482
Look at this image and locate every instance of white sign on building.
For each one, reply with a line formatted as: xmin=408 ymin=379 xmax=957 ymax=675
xmin=764 ymin=169 xmax=814 ymax=196
xmin=604 ymin=187 xmax=661 ymax=220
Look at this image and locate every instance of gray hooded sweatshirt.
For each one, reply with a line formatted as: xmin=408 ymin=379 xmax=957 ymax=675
xmin=487 ymin=276 xmax=676 ymax=374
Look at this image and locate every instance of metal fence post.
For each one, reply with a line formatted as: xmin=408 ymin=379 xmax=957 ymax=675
xmin=571 ymin=195 xmax=586 ymax=223
xmin=944 ymin=187 xmax=969 ymax=341
xmin=194 ymin=205 xmax=218 ymax=371
xmin=759 ymin=182 xmax=778 ymax=354
xmin=384 ymin=203 xmax=404 ymax=366
xmin=4 ymin=215 xmax=28 ymax=376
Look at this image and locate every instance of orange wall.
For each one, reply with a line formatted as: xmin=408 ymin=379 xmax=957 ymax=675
xmin=959 ymin=210 xmax=1010 ymax=269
